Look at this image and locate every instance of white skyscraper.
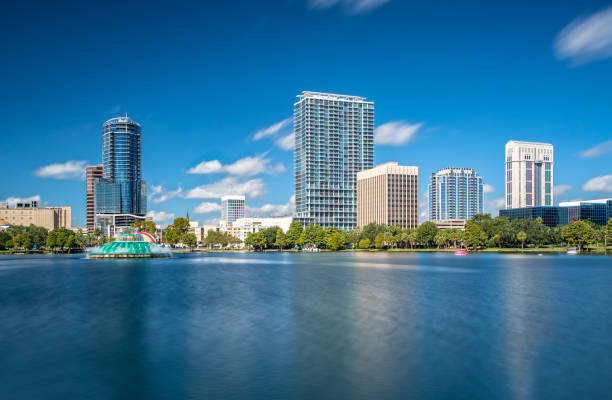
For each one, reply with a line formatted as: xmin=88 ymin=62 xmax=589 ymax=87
xmin=429 ymin=168 xmax=483 ymax=221
xmin=505 ymin=141 xmax=554 ymax=209
xmin=221 ymin=195 xmax=245 ymax=225
xmin=294 ymin=91 xmax=374 ymax=229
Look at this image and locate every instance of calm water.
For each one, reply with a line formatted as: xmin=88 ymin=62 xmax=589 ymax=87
xmin=0 ymin=253 xmax=611 ymax=399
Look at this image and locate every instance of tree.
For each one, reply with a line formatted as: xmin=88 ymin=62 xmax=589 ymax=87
xmin=285 ymin=221 xmax=303 ymax=248
xmin=299 ymin=224 xmax=318 ymax=247
xmin=562 ymin=220 xmax=596 ymax=251
xmin=163 ymin=227 xmax=180 ymax=246
xmin=0 ymin=231 xmax=12 ymax=250
xmin=358 ymin=238 xmax=371 ymax=249
xmin=262 ymin=227 xmax=278 ymax=249
xmin=375 ymin=232 xmax=386 ymax=249
xmin=416 ymin=222 xmax=438 ymax=247
xmin=434 ymin=232 xmax=447 ymax=249
xmin=516 ymin=231 xmax=527 ymax=250
xmin=361 ymin=223 xmax=387 ymax=243
xmin=606 ymin=218 xmax=612 ymax=253
xmin=327 ymin=232 xmax=344 ymax=251
xmin=464 ymin=220 xmax=483 ymax=249
xmin=275 ymin=228 xmax=286 ymax=250
xmin=13 ymin=232 xmax=33 ymax=250
xmin=131 ymin=220 xmax=157 ymax=235
xmin=172 ymin=218 xmax=190 ymax=235
xmin=181 ymin=233 xmax=197 ymax=248
xmin=245 ymin=231 xmax=266 ymax=251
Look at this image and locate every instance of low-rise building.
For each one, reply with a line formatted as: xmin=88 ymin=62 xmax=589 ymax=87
xmin=222 ymin=217 xmax=293 ymax=243
xmin=0 ymin=201 xmax=71 ymax=231
xmin=433 ymin=219 xmax=467 ymax=231
xmin=499 ymin=198 xmax=612 ymax=227
xmin=95 ymin=213 xmax=146 ymax=237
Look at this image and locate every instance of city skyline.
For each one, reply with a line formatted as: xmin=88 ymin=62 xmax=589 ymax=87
xmin=2 ymin=1 xmax=612 ymax=227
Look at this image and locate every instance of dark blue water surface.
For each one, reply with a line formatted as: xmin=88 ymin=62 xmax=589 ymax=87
xmin=1 ymin=253 xmax=611 ymax=399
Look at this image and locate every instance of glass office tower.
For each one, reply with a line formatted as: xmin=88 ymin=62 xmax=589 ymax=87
xmin=221 ymin=195 xmax=245 ymax=225
xmin=95 ymin=116 xmax=146 ymax=216
xmin=429 ymin=168 xmax=483 ymax=221
xmin=294 ymin=91 xmax=374 ymax=229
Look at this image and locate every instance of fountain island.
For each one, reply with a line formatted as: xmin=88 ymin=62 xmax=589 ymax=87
xmin=88 ymin=232 xmax=170 ymax=258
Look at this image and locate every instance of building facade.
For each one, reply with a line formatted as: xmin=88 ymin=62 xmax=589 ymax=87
xmin=94 ymin=116 xmax=146 ymax=217
xmin=433 ymin=219 xmax=467 ymax=231
xmin=86 ymin=164 xmax=103 ymax=232
xmin=499 ymin=198 xmax=612 ymax=227
xmin=429 ymin=168 xmax=483 ymax=221
xmin=294 ymin=91 xmax=374 ymax=229
xmin=221 ymin=195 xmax=245 ymax=226
xmin=357 ymin=162 xmax=419 ymax=229
xmin=223 ymin=217 xmax=293 ymax=243
xmin=505 ymin=140 xmax=554 ymax=209
xmin=0 ymin=201 xmax=71 ymax=231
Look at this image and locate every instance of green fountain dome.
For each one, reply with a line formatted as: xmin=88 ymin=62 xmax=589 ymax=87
xmin=88 ymin=233 xmax=170 ymax=258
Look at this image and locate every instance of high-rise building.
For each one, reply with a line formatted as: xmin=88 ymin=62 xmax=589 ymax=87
xmin=505 ymin=141 xmax=553 ymax=209
xmin=294 ymin=91 xmax=374 ymax=229
xmin=429 ymin=168 xmax=483 ymax=221
xmin=94 ymin=116 xmax=147 ymax=233
xmin=221 ymin=195 xmax=245 ymax=225
xmin=0 ymin=201 xmax=71 ymax=231
xmin=357 ymin=162 xmax=419 ymax=229
xmin=86 ymin=164 xmax=103 ymax=232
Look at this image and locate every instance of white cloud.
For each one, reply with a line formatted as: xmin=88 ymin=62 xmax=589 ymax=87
xmin=276 ymin=133 xmax=295 ymax=151
xmin=35 ymin=160 xmax=87 ymax=180
xmin=146 ymin=210 xmax=175 ymax=224
xmin=187 ymin=155 xmax=285 ymax=177
xmin=578 ymin=140 xmax=612 ymax=158
xmin=194 ymin=202 xmax=222 ymax=214
xmin=187 ymin=160 xmax=223 ymax=174
xmin=309 ymin=0 xmax=390 ymax=14
xmin=554 ymin=5 xmax=612 ymax=65
xmin=582 ymin=174 xmax=612 ymax=192
xmin=554 ymin=184 xmax=572 ymax=196
xmin=253 ymin=117 xmax=292 ymax=141
xmin=483 ymin=184 xmax=495 ymax=194
xmin=185 ymin=177 xmax=266 ymax=199
xmin=3 ymin=195 xmax=41 ymax=208
xmin=149 ymin=186 xmax=182 ymax=204
xmin=374 ymin=121 xmax=424 ymax=146
xmin=485 ymin=197 xmax=506 ymax=214
xmin=246 ymin=195 xmax=295 ymax=217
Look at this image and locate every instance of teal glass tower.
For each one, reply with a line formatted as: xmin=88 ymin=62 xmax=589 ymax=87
xmin=294 ymin=91 xmax=374 ymax=229
xmin=94 ymin=116 xmax=146 ymax=216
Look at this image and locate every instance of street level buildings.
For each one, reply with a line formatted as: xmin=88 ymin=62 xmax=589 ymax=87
xmin=500 ymin=198 xmax=612 ymax=227
xmin=429 ymin=168 xmax=483 ymax=221
xmin=221 ymin=195 xmax=245 ymax=226
xmin=357 ymin=162 xmax=419 ymax=229
xmin=294 ymin=91 xmax=374 ymax=230
xmin=94 ymin=116 xmax=147 ymax=234
xmin=0 ymin=201 xmax=71 ymax=231
xmin=223 ymin=217 xmax=293 ymax=243
xmin=433 ymin=219 xmax=467 ymax=231
xmin=505 ymin=140 xmax=554 ymax=209
xmin=86 ymin=164 xmax=103 ymax=232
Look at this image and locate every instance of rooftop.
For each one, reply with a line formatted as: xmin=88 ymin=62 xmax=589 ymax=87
xmin=506 ymin=140 xmax=553 ymax=147
xmin=297 ymin=91 xmax=371 ymax=103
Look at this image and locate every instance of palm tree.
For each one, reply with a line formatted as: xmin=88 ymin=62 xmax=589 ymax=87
xmin=517 ymin=231 xmax=527 ymax=250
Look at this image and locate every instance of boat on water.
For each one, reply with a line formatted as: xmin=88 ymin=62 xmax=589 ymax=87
xmin=88 ymin=232 xmax=170 ymax=258
xmin=454 ymin=249 xmax=468 ymax=256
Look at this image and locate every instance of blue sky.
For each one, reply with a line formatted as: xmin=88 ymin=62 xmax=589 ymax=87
xmin=1 ymin=0 xmax=611 ymax=226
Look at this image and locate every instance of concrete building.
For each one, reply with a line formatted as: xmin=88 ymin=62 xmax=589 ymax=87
xmin=95 ymin=213 xmax=146 ymax=237
xmin=433 ymin=219 xmax=467 ymax=231
xmin=0 ymin=201 xmax=71 ymax=231
xmin=505 ymin=140 xmax=553 ymax=209
xmin=86 ymin=164 xmax=103 ymax=232
xmin=187 ymin=221 xmax=220 ymax=245
xmin=221 ymin=195 xmax=245 ymax=226
xmin=223 ymin=217 xmax=293 ymax=243
xmin=500 ymin=198 xmax=612 ymax=227
xmin=94 ymin=116 xmax=147 ymax=231
xmin=294 ymin=91 xmax=374 ymax=229
xmin=429 ymin=168 xmax=483 ymax=221
xmin=357 ymin=162 xmax=419 ymax=229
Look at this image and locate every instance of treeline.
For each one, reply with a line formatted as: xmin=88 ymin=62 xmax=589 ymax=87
xmin=244 ymin=216 xmax=612 ymax=252
xmin=0 ymin=225 xmax=112 ymax=252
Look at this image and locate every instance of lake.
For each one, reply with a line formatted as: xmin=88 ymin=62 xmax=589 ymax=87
xmin=0 ymin=252 xmax=611 ymax=399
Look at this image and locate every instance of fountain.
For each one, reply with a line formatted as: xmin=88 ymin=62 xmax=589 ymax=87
xmin=88 ymin=232 xmax=171 ymax=258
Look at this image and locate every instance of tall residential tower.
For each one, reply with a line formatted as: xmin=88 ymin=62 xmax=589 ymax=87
xmin=429 ymin=168 xmax=483 ymax=221
xmin=505 ymin=141 xmax=553 ymax=209
xmin=294 ymin=91 xmax=374 ymax=229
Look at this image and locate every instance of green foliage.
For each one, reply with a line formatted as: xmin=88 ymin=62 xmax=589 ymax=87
xmin=562 ymin=220 xmax=596 ymax=250
xmin=274 ymin=228 xmax=286 ymax=250
xmin=374 ymin=232 xmax=386 ymax=249
xmin=181 ymin=232 xmax=197 ymax=248
xmin=416 ymin=222 xmax=438 ymax=246
xmin=516 ymin=231 xmax=527 ymax=249
xmin=12 ymin=232 xmax=33 ymax=250
xmin=327 ymin=231 xmax=344 ymax=251
xmin=131 ymin=220 xmax=157 ymax=235
xmin=245 ymin=231 xmax=266 ymax=250
xmin=262 ymin=227 xmax=278 ymax=248
xmin=464 ymin=220 xmax=483 ymax=248
xmin=299 ymin=224 xmax=318 ymax=246
xmin=163 ymin=227 xmax=180 ymax=245
xmin=361 ymin=223 xmax=387 ymax=243
xmin=0 ymin=231 xmax=12 ymax=250
xmin=358 ymin=238 xmax=371 ymax=249
xmin=172 ymin=218 xmax=190 ymax=235
xmin=285 ymin=221 xmax=303 ymax=248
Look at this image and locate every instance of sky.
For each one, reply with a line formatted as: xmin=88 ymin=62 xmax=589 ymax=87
xmin=1 ymin=0 xmax=611 ymax=227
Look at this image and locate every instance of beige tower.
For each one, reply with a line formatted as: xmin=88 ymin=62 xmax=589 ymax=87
xmin=357 ymin=162 xmax=419 ymax=229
